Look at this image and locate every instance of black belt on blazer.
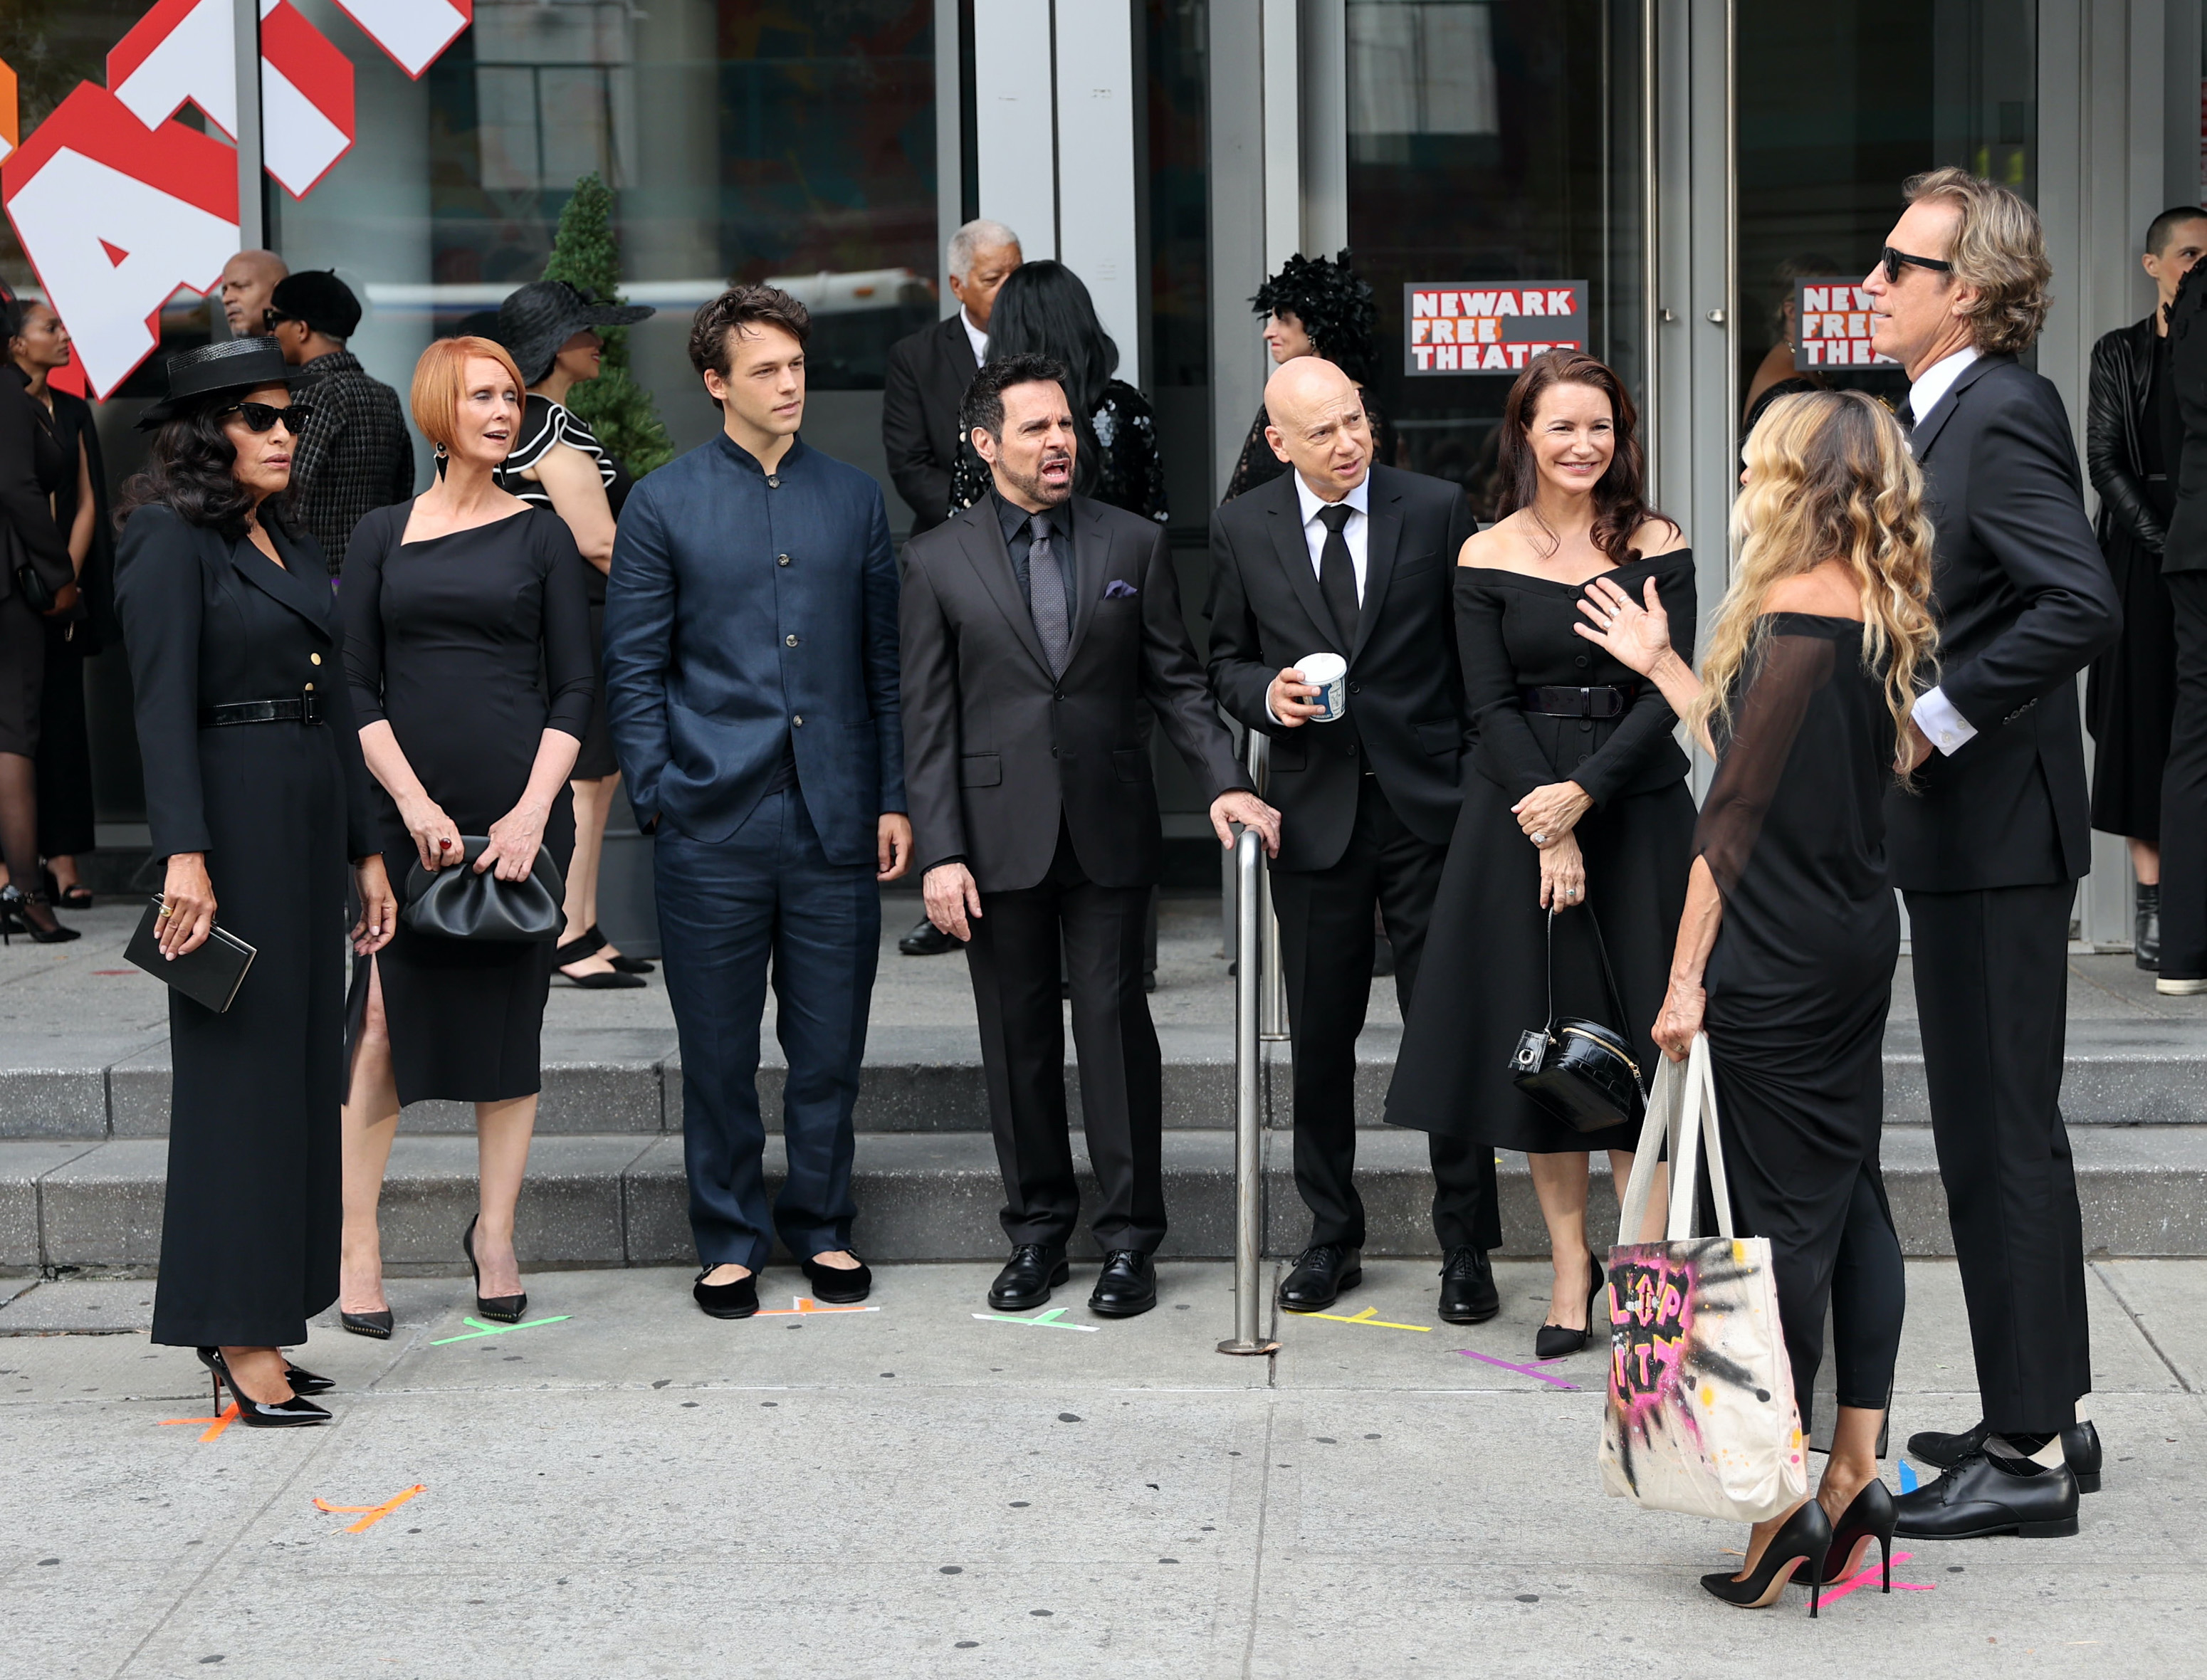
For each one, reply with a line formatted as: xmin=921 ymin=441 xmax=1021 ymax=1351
xmin=199 ymin=693 xmax=325 ymax=728
xmin=1520 ymin=684 xmax=1628 ymax=718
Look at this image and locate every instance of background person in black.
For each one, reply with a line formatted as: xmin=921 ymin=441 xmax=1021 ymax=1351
xmin=881 ymin=217 xmax=1022 ymax=535
xmin=900 ymin=354 xmax=1279 ymax=1318
xmin=1862 ymin=168 xmax=2119 ymax=1534
xmin=1385 ymin=353 xmax=1693 ymax=1345
xmin=2087 ymin=207 xmax=2207 ymax=968
xmin=1207 ymin=355 xmax=1494 ymax=1319
xmin=1221 ymin=251 xmax=1399 ymax=503
xmin=1585 ymin=389 xmax=1939 ymax=1605
xmin=112 ymin=339 xmax=396 ymax=1423
xmin=2157 ymin=233 xmax=2207 ymax=995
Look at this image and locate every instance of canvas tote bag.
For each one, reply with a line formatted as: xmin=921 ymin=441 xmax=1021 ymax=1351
xmin=1596 ymin=1031 xmax=1807 ymax=1523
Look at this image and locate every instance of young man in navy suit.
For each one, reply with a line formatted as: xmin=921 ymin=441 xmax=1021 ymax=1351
xmin=604 ymin=286 xmax=911 ymax=1320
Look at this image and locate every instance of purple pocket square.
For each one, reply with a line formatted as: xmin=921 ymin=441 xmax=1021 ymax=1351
xmin=1104 ymin=579 xmax=1139 ymax=599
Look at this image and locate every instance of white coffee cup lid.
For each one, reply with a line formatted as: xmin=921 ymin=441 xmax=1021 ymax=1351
xmin=1298 ymin=651 xmax=1347 ymax=683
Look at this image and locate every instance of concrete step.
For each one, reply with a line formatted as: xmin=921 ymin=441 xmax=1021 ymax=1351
xmin=11 ymin=1123 xmax=2206 ymax=1272
xmin=4 ymin=1017 xmax=2205 ymax=1141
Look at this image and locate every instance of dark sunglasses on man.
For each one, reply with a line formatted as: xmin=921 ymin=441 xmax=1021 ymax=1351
xmin=221 ymin=400 xmax=315 ymax=435
xmin=1880 ymin=245 xmax=1953 ymax=285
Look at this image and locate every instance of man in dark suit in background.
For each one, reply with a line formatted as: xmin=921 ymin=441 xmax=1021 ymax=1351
xmin=1863 ymin=168 xmax=2120 ymax=1540
xmin=883 ymin=218 xmax=1022 ymax=959
xmin=1206 ymin=356 xmax=1499 ymax=1321
xmin=900 ymin=353 xmax=1280 ymax=1318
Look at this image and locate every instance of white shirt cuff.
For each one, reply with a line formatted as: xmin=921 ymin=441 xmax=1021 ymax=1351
xmin=1911 ymin=686 xmax=1978 ymax=756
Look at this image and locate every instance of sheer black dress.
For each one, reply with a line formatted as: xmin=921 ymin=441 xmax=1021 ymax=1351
xmin=1699 ymin=613 xmax=1905 ymax=1425
xmin=1387 ymin=552 xmax=1697 ymax=1153
xmin=343 ymin=504 xmax=595 ymax=1104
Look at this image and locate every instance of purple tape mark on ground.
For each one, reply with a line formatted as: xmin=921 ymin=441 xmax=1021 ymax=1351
xmin=1454 ymin=1348 xmax=1583 ymax=1390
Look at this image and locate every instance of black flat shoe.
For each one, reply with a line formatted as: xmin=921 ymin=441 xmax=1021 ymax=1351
xmin=340 ymin=1309 xmax=394 ymax=1340
xmin=1437 ymin=1246 xmax=1499 ymax=1324
xmin=1701 ymin=1498 xmax=1832 ymax=1615
xmin=462 ymin=1215 xmax=528 ymax=1323
xmin=194 ymin=1348 xmax=331 ymax=1428
xmin=1534 ymin=1251 xmax=1605 ymax=1359
xmin=586 ymin=925 xmax=655 ymax=974
xmin=1277 ymin=1244 xmax=1361 ymax=1312
xmin=1906 ymin=1418 xmax=2102 ymax=1493
xmin=693 ymin=1268 xmax=760 ymax=1319
xmin=1820 ymin=1478 xmax=1898 ymax=1588
xmin=1089 ymin=1250 xmax=1156 ymax=1318
xmin=285 ymin=1362 xmax=335 ymax=1397
xmin=988 ymin=1244 xmax=1069 ymax=1311
xmin=801 ymin=1254 xmax=872 ymax=1304
xmin=1893 ymin=1449 xmax=2080 ymax=1540
xmin=898 ymin=917 xmax=960 ymax=957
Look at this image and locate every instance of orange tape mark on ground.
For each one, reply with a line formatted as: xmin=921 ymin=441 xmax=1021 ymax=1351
xmin=313 ymin=1484 xmax=426 ymax=1533
xmin=157 ymin=1403 xmax=239 ymax=1442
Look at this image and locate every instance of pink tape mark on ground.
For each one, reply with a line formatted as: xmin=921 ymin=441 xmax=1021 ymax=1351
xmin=1817 ymin=1550 xmax=1936 ymax=1605
xmin=1454 ymin=1348 xmax=1583 ymax=1390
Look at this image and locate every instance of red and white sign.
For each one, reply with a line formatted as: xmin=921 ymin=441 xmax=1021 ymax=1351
xmin=1404 ymin=281 xmax=1588 ymax=377
xmin=1792 ymin=280 xmax=1898 ymax=370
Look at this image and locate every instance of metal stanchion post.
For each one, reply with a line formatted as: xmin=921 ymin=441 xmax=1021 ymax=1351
xmin=1244 ymin=734 xmax=1289 ymax=1040
xmin=1219 ymin=825 xmax=1279 ymax=1356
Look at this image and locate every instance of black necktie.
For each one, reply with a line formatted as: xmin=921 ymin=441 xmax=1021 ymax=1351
xmin=1027 ymin=513 xmax=1070 ymax=676
xmin=1895 ymin=398 xmax=1916 ymax=437
xmin=1317 ymin=503 xmax=1358 ymax=651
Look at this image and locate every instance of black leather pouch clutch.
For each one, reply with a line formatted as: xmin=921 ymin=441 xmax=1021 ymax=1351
xmin=125 ymin=896 xmax=257 ymax=1013
xmin=401 ymin=838 xmax=565 ymax=942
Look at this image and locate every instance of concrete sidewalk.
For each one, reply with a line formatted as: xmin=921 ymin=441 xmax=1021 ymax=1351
xmin=0 ymin=1258 xmax=2198 ymax=1678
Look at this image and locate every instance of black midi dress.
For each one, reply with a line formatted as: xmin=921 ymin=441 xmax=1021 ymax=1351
xmin=1697 ymin=614 xmax=1904 ymax=1417
xmin=113 ymin=506 xmax=379 ymax=1349
xmin=343 ymin=503 xmax=594 ymax=1106
xmin=1386 ymin=553 xmax=1697 ymax=1153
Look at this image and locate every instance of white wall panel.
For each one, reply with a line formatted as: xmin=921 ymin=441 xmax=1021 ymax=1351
xmin=1054 ymin=1 xmax=1141 ymax=386
xmin=972 ymin=0 xmax=1057 ymax=259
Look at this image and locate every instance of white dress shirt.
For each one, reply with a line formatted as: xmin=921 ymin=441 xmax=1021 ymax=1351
xmin=1265 ymin=473 xmax=1373 ymax=720
xmin=1904 ymin=346 xmax=1983 ymax=757
xmin=960 ymin=308 xmax=988 ymax=367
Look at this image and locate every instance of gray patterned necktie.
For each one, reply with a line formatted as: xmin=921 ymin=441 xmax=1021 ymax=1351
xmin=1027 ymin=513 xmax=1071 ymax=675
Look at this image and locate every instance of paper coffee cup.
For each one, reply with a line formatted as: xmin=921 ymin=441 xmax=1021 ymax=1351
xmin=1297 ymin=651 xmax=1348 ymax=723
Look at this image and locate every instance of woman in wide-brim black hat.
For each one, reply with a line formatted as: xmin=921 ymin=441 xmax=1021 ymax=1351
xmin=112 ymin=336 xmax=397 ymax=1425
xmin=490 ymin=280 xmax=660 ymax=991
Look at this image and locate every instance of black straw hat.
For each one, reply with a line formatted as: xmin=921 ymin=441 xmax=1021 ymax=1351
xmin=136 ymin=337 xmax=298 ymax=429
xmin=496 ymin=280 xmax=653 ymax=385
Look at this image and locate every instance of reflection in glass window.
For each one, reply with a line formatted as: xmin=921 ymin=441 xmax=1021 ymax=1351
xmin=1349 ymin=1 xmax=1500 ymax=157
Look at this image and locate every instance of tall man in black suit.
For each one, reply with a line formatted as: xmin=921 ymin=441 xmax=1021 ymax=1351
xmin=901 ymin=354 xmax=1280 ymax=1318
xmin=1206 ymin=356 xmax=1500 ymax=1320
xmin=1864 ymin=169 xmax=2121 ymax=1540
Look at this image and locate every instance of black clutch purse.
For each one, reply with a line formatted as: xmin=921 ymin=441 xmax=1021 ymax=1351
xmin=401 ymin=837 xmax=566 ymax=943
xmin=125 ymin=896 xmax=257 ymax=1013
xmin=1508 ymin=905 xmax=1646 ymax=1133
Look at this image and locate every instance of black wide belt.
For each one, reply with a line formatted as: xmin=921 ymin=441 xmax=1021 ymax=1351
xmin=199 ymin=693 xmax=325 ymax=728
xmin=1521 ymin=684 xmax=1628 ymax=719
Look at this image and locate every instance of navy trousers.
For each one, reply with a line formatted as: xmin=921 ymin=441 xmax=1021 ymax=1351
xmin=654 ymin=791 xmax=880 ymax=1271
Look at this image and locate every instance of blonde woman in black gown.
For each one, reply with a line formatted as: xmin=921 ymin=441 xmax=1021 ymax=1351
xmin=1578 ymin=389 xmax=1938 ymax=1608
xmin=1386 ymin=352 xmax=1693 ymax=1353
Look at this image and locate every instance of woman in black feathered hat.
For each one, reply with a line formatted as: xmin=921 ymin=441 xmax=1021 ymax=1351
xmin=1221 ymin=250 xmax=1399 ymax=503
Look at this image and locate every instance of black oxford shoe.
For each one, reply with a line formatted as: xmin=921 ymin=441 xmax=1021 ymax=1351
xmin=1907 ymin=1419 xmax=2102 ymax=1493
xmin=988 ymin=1244 xmax=1069 ymax=1311
xmin=1277 ymin=1244 xmax=1361 ymax=1312
xmin=1437 ymin=1246 xmax=1500 ymax=1324
xmin=1893 ymin=1451 xmax=2080 ymax=1540
xmin=898 ymin=917 xmax=960 ymax=956
xmin=1089 ymin=1251 xmax=1157 ymax=1318
xmin=693 ymin=1269 xmax=760 ymax=1320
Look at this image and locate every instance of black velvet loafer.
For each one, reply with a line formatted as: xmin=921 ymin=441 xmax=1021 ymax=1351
xmin=693 ymin=1269 xmax=760 ymax=1320
xmin=801 ymin=1254 xmax=873 ymax=1304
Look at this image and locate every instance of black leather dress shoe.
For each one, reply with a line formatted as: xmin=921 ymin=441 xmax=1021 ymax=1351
xmin=801 ymin=1254 xmax=872 ymax=1304
xmin=1907 ymin=1418 xmax=2102 ymax=1493
xmin=693 ymin=1269 xmax=760 ymax=1320
xmin=988 ymin=1244 xmax=1069 ymax=1311
xmin=1437 ymin=1246 xmax=1500 ymax=1324
xmin=1894 ymin=1451 xmax=2080 ymax=1540
xmin=1277 ymin=1244 xmax=1361 ymax=1312
xmin=1089 ymin=1250 xmax=1157 ymax=1318
xmin=898 ymin=917 xmax=960 ymax=956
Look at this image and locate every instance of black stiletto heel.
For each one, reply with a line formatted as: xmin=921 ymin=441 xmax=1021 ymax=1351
xmin=0 ymin=886 xmax=79 ymax=945
xmin=1701 ymin=1498 xmax=1832 ymax=1616
xmin=463 ymin=1214 xmax=527 ymax=1323
xmin=194 ymin=1348 xmax=331 ymax=1427
xmin=1534 ymin=1251 xmax=1605 ymax=1360
xmin=1821 ymin=1478 xmax=1898 ymax=1592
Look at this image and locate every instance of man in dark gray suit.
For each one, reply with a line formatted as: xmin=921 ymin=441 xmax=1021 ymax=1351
xmin=1864 ymin=168 xmax=2120 ymax=1540
xmin=899 ymin=353 xmax=1279 ymax=1318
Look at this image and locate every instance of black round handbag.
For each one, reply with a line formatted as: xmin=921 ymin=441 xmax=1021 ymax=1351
xmin=400 ymin=837 xmax=566 ymax=943
xmin=1507 ymin=906 xmax=1647 ymax=1132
